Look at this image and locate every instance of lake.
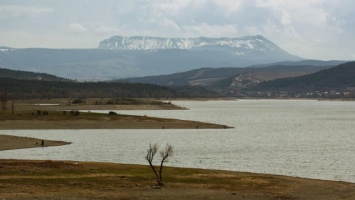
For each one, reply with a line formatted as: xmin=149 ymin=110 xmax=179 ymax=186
xmin=1 ymin=99 xmax=355 ymax=183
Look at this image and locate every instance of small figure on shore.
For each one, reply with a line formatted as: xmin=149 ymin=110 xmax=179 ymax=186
xmin=41 ymin=140 xmax=44 ymax=147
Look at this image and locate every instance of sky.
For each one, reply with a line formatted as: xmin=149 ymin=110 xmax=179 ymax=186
xmin=0 ymin=0 xmax=354 ymax=60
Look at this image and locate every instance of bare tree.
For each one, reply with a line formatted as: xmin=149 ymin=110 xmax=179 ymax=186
xmin=146 ymin=143 xmax=160 ymax=185
xmin=146 ymin=143 xmax=174 ymax=187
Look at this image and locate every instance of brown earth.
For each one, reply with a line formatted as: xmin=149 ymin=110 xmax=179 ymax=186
xmin=0 ymin=98 xmax=231 ymax=129
xmin=0 ymin=135 xmax=70 ymax=151
xmin=0 ymin=112 xmax=229 ymax=129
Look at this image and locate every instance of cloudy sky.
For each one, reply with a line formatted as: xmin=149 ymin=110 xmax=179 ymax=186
xmin=0 ymin=0 xmax=354 ymax=60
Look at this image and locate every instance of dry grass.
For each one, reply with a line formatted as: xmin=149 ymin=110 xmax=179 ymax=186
xmin=0 ymin=160 xmax=354 ymax=200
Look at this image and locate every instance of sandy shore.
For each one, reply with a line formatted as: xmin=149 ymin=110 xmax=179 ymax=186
xmin=0 ymin=98 xmax=231 ymax=129
xmin=0 ymin=115 xmax=230 ymax=129
xmin=0 ymin=135 xmax=70 ymax=151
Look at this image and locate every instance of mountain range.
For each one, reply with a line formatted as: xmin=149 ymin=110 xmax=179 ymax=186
xmin=0 ymin=35 xmax=301 ymax=79
xmin=99 ymin=35 xmax=291 ymax=54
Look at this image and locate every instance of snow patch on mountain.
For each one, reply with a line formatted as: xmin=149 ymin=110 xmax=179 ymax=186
xmin=98 ymin=35 xmax=283 ymax=54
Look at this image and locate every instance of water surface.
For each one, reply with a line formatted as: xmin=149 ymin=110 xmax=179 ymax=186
xmin=2 ymin=99 xmax=355 ymax=183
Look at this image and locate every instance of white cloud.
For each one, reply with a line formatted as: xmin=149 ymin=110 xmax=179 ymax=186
xmin=211 ymin=0 xmax=245 ymax=17
xmin=95 ymin=26 xmax=118 ymax=35
xmin=281 ymin=11 xmax=291 ymax=26
xmin=159 ymin=18 xmax=181 ymax=32
xmin=183 ymin=23 xmax=239 ymax=38
xmin=0 ymin=5 xmax=53 ymax=18
xmin=68 ymin=23 xmax=87 ymax=34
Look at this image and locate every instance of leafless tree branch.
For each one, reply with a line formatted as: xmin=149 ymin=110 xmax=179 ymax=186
xmin=159 ymin=144 xmax=173 ymax=184
xmin=146 ymin=143 xmax=174 ymax=187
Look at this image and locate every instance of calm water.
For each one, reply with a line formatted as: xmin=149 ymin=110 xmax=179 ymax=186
xmin=1 ymin=99 xmax=355 ymax=183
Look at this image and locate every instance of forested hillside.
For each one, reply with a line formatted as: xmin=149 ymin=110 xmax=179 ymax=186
xmin=0 ymin=68 xmax=68 ymax=81
xmin=247 ymin=62 xmax=355 ymax=98
xmin=123 ymin=64 xmax=330 ymax=87
xmin=0 ymin=78 xmax=218 ymax=99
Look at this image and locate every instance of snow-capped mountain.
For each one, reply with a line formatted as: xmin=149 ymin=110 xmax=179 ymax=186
xmin=98 ymin=35 xmax=285 ymax=55
xmin=0 ymin=35 xmax=302 ymax=79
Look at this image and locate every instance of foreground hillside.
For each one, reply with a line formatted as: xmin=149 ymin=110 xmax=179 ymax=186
xmin=1 ymin=159 xmax=354 ymax=200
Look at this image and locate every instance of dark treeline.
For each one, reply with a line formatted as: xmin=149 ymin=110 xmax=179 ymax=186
xmin=0 ymin=68 xmax=68 ymax=81
xmin=0 ymin=78 xmax=219 ymax=99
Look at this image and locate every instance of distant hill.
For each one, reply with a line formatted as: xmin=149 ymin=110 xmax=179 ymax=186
xmin=207 ymin=64 xmax=332 ymax=92
xmin=122 ymin=62 xmax=337 ymax=88
xmin=0 ymin=35 xmax=301 ymax=80
xmin=122 ymin=67 xmax=250 ymax=86
xmin=0 ymin=68 xmax=68 ymax=81
xmin=248 ymin=61 xmax=355 ymax=93
xmin=254 ymin=59 xmax=347 ymax=68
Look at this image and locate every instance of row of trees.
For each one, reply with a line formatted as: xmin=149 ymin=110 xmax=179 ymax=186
xmin=0 ymin=77 xmax=219 ymax=99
